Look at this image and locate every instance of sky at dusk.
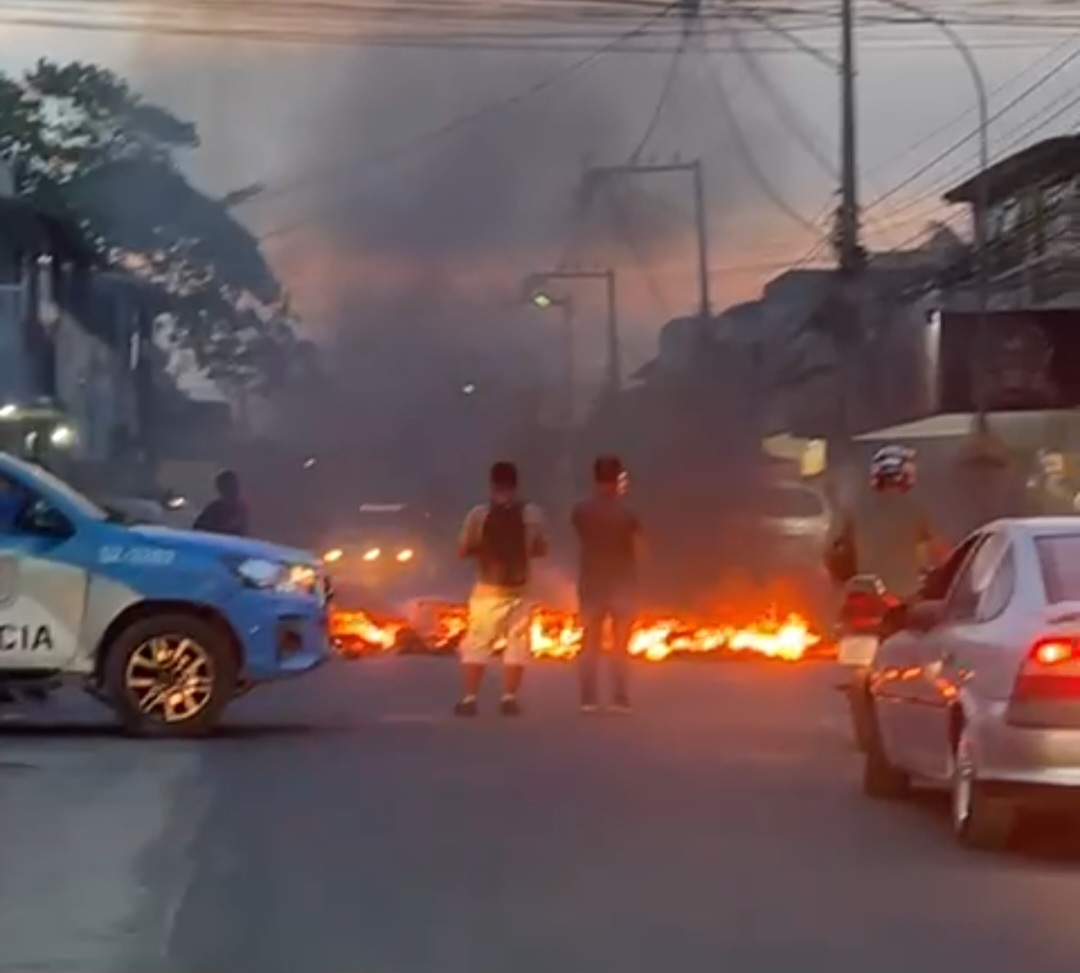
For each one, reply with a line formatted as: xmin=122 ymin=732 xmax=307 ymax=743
xmin=0 ymin=8 xmax=1072 ymax=378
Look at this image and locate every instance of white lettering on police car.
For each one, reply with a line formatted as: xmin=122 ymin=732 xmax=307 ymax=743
xmin=97 ymin=546 xmax=176 ymax=567
xmin=0 ymin=624 xmax=54 ymax=652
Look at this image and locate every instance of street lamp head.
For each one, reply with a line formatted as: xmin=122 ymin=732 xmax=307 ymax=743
xmin=519 ymin=271 xmax=548 ymax=303
xmin=531 ymin=292 xmax=554 ymax=310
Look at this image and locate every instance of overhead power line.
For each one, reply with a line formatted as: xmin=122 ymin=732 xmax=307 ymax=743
xmin=864 ymin=38 xmax=1080 ymax=215
xmin=606 ymin=188 xmax=678 ymax=318
xmin=256 ymin=1 xmax=682 ymax=239
xmin=863 ymin=52 xmax=1080 ymax=231
xmin=0 ymin=5 xmax=1074 ymax=53
xmin=629 ymin=33 xmax=687 ymax=163
xmin=862 ymin=32 xmax=1080 ymax=187
xmin=7 ymin=0 xmax=1080 ymax=47
xmin=898 ymin=86 xmax=1080 ymax=219
xmin=728 ymin=25 xmax=838 ymax=178
xmin=695 ymin=29 xmax=822 ymax=237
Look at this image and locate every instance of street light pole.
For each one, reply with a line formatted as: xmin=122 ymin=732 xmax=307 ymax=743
xmin=528 ymin=292 xmax=576 ymax=507
xmin=561 ymin=297 xmax=577 ymax=508
xmin=604 ymin=269 xmax=620 ymax=397
xmin=585 ymin=161 xmax=712 ymax=320
xmin=560 ymin=297 xmax=576 ymax=450
xmin=521 ymin=268 xmax=622 ymax=396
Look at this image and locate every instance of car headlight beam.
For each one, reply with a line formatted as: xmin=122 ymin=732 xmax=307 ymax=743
xmin=232 ymin=557 xmax=318 ymax=595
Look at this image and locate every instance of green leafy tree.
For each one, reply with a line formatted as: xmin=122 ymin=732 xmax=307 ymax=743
xmin=0 ymin=59 xmax=305 ymax=395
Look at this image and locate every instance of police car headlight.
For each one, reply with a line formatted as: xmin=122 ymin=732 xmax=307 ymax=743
xmin=233 ymin=558 xmax=318 ymax=596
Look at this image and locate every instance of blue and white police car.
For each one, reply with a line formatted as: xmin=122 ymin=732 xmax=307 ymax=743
xmin=0 ymin=453 xmax=330 ymax=736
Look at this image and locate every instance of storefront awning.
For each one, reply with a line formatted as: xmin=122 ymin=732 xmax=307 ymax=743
xmin=855 ymin=410 xmax=1079 ymax=443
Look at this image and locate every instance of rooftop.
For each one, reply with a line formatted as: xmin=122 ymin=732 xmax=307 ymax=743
xmin=943 ymin=135 xmax=1080 ymax=206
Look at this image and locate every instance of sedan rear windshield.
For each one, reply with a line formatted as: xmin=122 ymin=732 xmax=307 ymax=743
xmin=1035 ymin=534 xmax=1080 ymax=603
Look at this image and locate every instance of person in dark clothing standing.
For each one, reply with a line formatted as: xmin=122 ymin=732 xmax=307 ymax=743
xmin=193 ymin=470 xmax=250 ymax=536
xmin=572 ymin=455 xmax=643 ymax=714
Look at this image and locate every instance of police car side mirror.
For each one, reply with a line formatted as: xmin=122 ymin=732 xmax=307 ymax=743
xmin=18 ymin=499 xmax=74 ymax=540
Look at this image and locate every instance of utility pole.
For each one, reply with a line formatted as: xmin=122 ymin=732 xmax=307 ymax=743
xmin=838 ymin=0 xmax=861 ymax=274
xmin=690 ymin=160 xmax=711 ymax=320
xmin=831 ymin=0 xmax=865 ymax=505
xmin=584 ymin=161 xmax=711 ymax=320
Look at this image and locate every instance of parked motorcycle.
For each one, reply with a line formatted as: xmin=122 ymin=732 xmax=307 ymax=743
xmin=836 ymin=574 xmax=901 ymax=751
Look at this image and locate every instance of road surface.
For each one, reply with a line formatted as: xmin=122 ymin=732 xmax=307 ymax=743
xmin=3 ymin=657 xmax=1080 ymax=973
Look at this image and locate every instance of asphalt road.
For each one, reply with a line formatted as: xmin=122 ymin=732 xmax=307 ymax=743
xmin=4 ymin=657 xmax=1080 ymax=973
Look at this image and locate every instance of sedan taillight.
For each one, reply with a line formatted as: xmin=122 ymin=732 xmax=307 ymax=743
xmin=1013 ymin=637 xmax=1080 ymax=701
xmin=840 ymin=589 xmax=895 ymax=631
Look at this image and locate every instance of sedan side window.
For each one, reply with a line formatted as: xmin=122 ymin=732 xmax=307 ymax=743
xmin=976 ymin=544 xmax=1015 ymax=622
xmin=947 ymin=532 xmax=1007 ymax=623
xmin=924 ymin=533 xmax=984 ymax=600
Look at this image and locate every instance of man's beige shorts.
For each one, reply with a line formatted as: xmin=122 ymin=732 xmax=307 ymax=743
xmin=459 ymin=592 xmax=531 ymax=665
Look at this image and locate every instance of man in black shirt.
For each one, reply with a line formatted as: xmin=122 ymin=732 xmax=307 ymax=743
xmin=572 ymin=455 xmax=643 ymax=714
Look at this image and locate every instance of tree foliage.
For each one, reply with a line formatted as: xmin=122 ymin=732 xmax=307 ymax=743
xmin=0 ymin=59 xmax=310 ymax=394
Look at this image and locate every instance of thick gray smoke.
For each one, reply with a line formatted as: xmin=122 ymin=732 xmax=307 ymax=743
xmin=132 ymin=25 xmax=791 ymax=506
xmin=263 ymin=47 xmax=785 ymax=484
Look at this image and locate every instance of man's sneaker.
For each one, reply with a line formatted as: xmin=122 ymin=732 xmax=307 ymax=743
xmin=580 ymin=701 xmax=601 ymax=715
xmin=609 ymin=697 xmax=632 ymax=714
xmin=499 ymin=696 xmax=522 ymax=717
xmin=454 ymin=698 xmax=479 ymax=718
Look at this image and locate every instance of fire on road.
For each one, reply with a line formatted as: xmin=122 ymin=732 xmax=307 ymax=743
xmin=331 ymin=604 xmax=824 ymax=661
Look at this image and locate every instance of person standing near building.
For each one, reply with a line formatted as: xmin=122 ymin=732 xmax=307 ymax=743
xmin=455 ymin=461 xmax=548 ymax=717
xmin=572 ymin=455 xmax=643 ymax=714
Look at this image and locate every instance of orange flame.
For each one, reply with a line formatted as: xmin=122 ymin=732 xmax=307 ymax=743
xmin=330 ymin=609 xmax=403 ymax=651
xmin=331 ymin=604 xmax=821 ymax=661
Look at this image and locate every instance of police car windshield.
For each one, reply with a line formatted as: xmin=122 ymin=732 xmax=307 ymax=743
xmin=6 ymin=458 xmax=108 ymax=521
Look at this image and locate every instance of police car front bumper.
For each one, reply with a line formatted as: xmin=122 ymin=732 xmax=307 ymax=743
xmin=227 ymin=591 xmax=333 ymax=681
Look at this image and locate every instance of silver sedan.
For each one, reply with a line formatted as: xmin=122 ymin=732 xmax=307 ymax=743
xmin=863 ymin=517 xmax=1080 ymax=850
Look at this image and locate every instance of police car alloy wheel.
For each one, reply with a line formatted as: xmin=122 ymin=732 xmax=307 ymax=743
xmin=104 ymin=613 xmax=238 ymax=737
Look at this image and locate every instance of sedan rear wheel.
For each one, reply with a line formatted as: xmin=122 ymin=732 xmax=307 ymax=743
xmin=951 ymin=726 xmax=1016 ymax=852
